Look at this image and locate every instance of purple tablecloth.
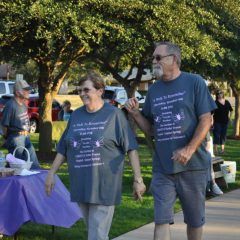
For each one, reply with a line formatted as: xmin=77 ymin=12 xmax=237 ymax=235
xmin=0 ymin=170 xmax=82 ymax=236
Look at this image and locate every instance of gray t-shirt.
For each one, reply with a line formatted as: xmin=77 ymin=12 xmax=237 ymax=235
xmin=1 ymin=98 xmax=30 ymax=134
xmin=57 ymin=103 xmax=138 ymax=205
xmin=142 ymin=72 xmax=217 ymax=174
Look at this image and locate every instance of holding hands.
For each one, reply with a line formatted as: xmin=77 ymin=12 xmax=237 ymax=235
xmin=124 ymin=97 xmax=140 ymax=115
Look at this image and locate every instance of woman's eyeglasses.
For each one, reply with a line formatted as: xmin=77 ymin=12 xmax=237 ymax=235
xmin=152 ymin=54 xmax=174 ymax=62
xmin=76 ymin=87 xmax=91 ymax=94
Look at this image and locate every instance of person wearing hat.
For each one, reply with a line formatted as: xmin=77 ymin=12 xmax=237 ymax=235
xmin=213 ymin=90 xmax=233 ymax=155
xmin=1 ymin=79 xmax=40 ymax=169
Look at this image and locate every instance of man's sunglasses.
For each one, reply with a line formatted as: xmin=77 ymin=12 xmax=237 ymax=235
xmin=152 ymin=54 xmax=174 ymax=62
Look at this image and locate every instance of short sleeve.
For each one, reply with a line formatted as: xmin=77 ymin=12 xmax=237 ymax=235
xmin=56 ymin=119 xmax=71 ymax=157
xmin=142 ymin=91 xmax=154 ymax=124
xmin=116 ymin=111 xmax=138 ymax=153
xmin=194 ymin=76 xmax=217 ymax=117
xmin=1 ymin=103 xmax=13 ymax=127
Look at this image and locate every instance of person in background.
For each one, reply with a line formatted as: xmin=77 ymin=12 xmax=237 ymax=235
xmin=58 ymin=100 xmax=73 ymax=121
xmin=125 ymin=41 xmax=216 ymax=240
xmin=213 ymin=90 xmax=233 ymax=155
xmin=45 ymin=71 xmax=146 ymax=240
xmin=1 ymin=79 xmax=40 ymax=169
xmin=205 ymin=132 xmax=223 ymax=196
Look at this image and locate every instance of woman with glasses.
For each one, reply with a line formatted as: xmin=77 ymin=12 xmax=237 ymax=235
xmin=213 ymin=90 xmax=233 ymax=155
xmin=45 ymin=71 xmax=146 ymax=240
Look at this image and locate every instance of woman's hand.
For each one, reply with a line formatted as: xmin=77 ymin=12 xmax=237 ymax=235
xmin=124 ymin=97 xmax=140 ymax=116
xmin=45 ymin=172 xmax=55 ymax=196
xmin=132 ymin=180 xmax=146 ymax=201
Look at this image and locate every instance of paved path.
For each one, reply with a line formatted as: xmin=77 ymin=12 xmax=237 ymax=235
xmin=113 ymin=189 xmax=240 ymax=240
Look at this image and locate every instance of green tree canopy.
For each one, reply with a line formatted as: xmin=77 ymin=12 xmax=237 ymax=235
xmin=197 ymin=0 xmax=240 ymax=136
xmin=0 ymin=0 xmax=106 ymax=152
xmin=0 ymin=0 xmax=233 ymax=153
xmin=84 ymin=0 xmax=224 ymax=95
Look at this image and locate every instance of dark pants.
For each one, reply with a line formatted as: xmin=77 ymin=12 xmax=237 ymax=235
xmin=213 ymin=122 xmax=228 ymax=145
xmin=5 ymin=134 xmax=40 ymax=169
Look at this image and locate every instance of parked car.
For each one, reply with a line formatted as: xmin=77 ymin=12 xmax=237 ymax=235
xmin=103 ymin=86 xmax=146 ymax=109
xmin=0 ymin=95 xmax=62 ymax=133
xmin=0 ymin=80 xmax=37 ymax=98
xmin=0 ymin=81 xmax=15 ymax=98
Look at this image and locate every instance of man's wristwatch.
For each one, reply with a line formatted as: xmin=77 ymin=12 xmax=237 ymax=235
xmin=134 ymin=177 xmax=143 ymax=184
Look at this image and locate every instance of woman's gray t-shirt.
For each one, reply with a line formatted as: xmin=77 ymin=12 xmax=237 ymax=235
xmin=57 ymin=103 xmax=138 ymax=205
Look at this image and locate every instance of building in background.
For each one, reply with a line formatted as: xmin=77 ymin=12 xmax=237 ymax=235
xmin=119 ymin=67 xmax=153 ymax=91
xmin=0 ymin=63 xmax=15 ymax=80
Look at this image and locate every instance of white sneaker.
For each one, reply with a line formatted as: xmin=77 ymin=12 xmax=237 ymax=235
xmin=212 ymin=183 xmax=223 ymax=195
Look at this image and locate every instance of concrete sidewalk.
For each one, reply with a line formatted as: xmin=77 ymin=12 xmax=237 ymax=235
xmin=113 ymin=189 xmax=240 ymax=240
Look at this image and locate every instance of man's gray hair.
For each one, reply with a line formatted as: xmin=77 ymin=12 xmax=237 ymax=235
xmin=154 ymin=41 xmax=181 ymax=67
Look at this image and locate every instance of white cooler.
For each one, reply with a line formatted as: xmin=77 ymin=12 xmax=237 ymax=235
xmin=220 ymin=161 xmax=237 ymax=183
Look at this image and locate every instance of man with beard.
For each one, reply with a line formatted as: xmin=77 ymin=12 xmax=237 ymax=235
xmin=1 ymin=79 xmax=40 ymax=169
xmin=125 ymin=42 xmax=216 ymax=240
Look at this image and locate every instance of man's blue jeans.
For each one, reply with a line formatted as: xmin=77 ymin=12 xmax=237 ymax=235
xmin=5 ymin=134 xmax=40 ymax=169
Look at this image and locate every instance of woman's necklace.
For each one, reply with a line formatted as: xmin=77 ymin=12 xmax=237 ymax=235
xmin=86 ymin=100 xmax=104 ymax=113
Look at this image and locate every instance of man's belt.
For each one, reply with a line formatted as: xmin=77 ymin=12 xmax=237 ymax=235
xmin=17 ymin=131 xmax=29 ymax=136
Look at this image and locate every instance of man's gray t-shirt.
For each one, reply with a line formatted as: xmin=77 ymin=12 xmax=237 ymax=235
xmin=57 ymin=103 xmax=138 ymax=205
xmin=142 ymin=72 xmax=216 ymax=174
xmin=1 ymin=98 xmax=30 ymax=133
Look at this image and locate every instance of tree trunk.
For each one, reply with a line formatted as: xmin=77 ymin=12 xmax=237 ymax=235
xmin=235 ymin=96 xmax=240 ymax=136
xmin=37 ymin=62 xmax=65 ymax=155
xmin=39 ymin=93 xmax=54 ymax=153
xmin=229 ymin=75 xmax=240 ymax=137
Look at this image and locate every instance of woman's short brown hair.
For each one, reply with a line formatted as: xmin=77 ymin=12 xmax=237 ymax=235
xmin=78 ymin=71 xmax=105 ymax=90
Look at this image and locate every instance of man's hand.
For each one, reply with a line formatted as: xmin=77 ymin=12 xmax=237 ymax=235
xmin=45 ymin=172 xmax=55 ymax=196
xmin=171 ymin=145 xmax=195 ymax=165
xmin=124 ymin=97 xmax=140 ymax=116
xmin=132 ymin=181 xmax=146 ymax=201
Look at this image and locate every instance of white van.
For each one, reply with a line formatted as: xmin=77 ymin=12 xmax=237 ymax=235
xmin=0 ymin=81 xmax=15 ymax=98
xmin=103 ymin=86 xmax=145 ymax=109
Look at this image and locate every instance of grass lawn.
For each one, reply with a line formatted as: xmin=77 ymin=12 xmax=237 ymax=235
xmin=1 ymin=128 xmax=240 ymax=239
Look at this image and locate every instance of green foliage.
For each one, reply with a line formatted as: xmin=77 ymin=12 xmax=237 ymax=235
xmin=200 ymin=0 xmax=240 ymax=77
xmin=14 ymin=60 xmax=39 ymax=85
xmin=195 ymin=0 xmax=240 ymax=136
xmin=83 ymin=0 xmax=225 ymax=96
xmin=1 ymin=0 xmax=240 ymax=146
xmin=0 ymin=0 xmax=236 ymax=87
